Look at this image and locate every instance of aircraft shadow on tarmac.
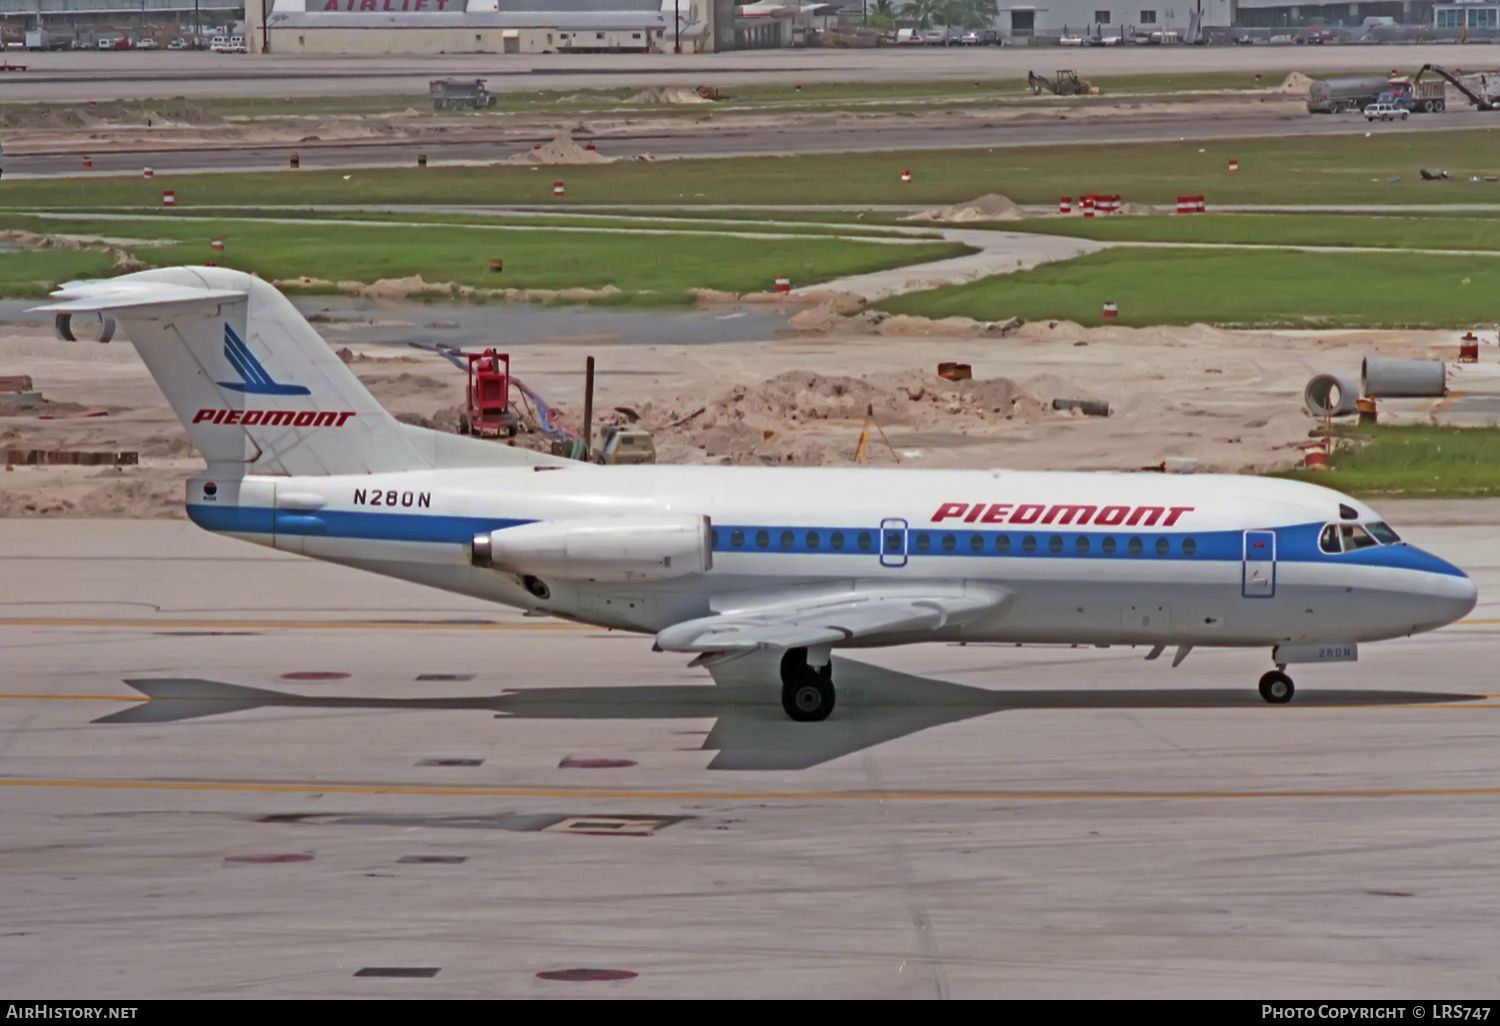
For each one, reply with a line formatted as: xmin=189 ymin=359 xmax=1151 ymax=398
xmin=99 ymin=658 xmax=1481 ymax=771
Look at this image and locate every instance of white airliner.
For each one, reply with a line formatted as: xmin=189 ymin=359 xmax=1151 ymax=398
xmin=35 ymin=268 xmax=1478 ymax=721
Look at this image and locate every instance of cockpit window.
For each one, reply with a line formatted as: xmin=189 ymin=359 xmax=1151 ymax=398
xmin=1367 ymin=521 xmax=1401 ymax=545
xmin=1341 ymin=524 xmax=1378 ymax=550
xmin=1319 ymin=524 xmax=1342 ymax=554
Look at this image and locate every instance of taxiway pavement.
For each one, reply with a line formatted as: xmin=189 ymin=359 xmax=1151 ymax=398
xmin=1 ymin=513 xmax=1497 ymax=997
xmin=3 ymin=47 xmax=1483 ymax=102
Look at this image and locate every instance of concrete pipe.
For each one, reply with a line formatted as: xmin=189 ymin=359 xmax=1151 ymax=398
xmin=1362 ymin=358 xmax=1446 ymax=398
xmin=1303 ymin=374 xmax=1359 ymax=417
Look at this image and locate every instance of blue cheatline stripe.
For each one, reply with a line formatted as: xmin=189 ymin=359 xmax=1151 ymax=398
xmin=709 ymin=521 xmax=1468 ymax=577
xmin=187 ymin=504 xmax=529 ymax=544
xmin=183 ymin=506 xmax=1467 ymax=579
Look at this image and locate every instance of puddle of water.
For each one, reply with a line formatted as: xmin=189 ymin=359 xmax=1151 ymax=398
xmin=297 ymin=297 xmax=789 ymax=349
xmin=0 ymin=296 xmax=790 ymax=348
xmin=0 ymin=297 xmax=792 ymax=352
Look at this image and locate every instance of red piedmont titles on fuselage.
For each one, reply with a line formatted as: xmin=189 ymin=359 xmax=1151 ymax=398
xmin=931 ymin=502 xmax=1194 ymax=528
xmin=192 ymin=409 xmax=357 ymax=428
xmin=321 ymin=0 xmax=457 ymax=10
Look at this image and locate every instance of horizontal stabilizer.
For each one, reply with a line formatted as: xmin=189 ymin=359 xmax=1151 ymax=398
xmin=32 ymin=280 xmax=246 ymax=314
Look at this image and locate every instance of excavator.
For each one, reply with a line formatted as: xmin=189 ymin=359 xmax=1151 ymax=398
xmin=1415 ymin=64 xmax=1498 ymax=111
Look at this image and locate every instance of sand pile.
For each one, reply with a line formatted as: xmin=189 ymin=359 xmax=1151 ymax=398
xmin=1278 ymin=72 xmax=1315 ymax=94
xmin=626 ymin=87 xmax=713 ymax=105
xmin=0 ymin=100 xmax=221 ymax=130
xmin=504 ymin=133 xmax=615 ymax=165
xmin=611 ymin=369 xmax=1043 ymax=466
xmin=903 ymin=193 xmax=1021 ymax=223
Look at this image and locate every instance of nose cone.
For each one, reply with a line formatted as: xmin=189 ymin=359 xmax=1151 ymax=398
xmin=1408 ymin=548 xmax=1478 ymax=632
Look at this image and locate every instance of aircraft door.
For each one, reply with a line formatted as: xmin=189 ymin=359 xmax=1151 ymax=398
xmin=880 ymin=518 xmax=908 ymax=568
xmin=1242 ymin=530 xmax=1276 ymax=598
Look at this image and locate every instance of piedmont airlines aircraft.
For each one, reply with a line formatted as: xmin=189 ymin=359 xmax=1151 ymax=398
xmin=36 ymin=268 xmax=1478 ymax=722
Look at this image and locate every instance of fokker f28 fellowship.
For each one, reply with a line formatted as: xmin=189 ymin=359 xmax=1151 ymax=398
xmin=36 ymin=269 xmax=1478 ymax=721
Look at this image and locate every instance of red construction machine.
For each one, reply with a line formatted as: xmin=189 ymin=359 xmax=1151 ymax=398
xmin=459 ymin=348 xmax=520 ymax=438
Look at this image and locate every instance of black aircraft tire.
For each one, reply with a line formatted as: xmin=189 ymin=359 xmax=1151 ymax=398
xmin=780 ymin=648 xmax=835 ymax=722
xmin=1259 ymin=670 xmax=1295 ymax=705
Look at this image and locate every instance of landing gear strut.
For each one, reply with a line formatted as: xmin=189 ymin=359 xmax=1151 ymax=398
xmin=1259 ymin=670 xmax=1295 ymax=705
xmin=780 ymin=647 xmax=835 ymax=722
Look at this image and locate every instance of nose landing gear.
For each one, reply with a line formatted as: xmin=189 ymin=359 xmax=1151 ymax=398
xmin=780 ymin=647 xmax=835 ymax=722
xmin=1259 ymin=669 xmax=1295 ymax=704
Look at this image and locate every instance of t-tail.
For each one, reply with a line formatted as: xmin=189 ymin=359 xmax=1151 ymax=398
xmin=33 ymin=266 xmax=554 ymax=481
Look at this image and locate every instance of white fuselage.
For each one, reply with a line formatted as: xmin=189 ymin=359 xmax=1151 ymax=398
xmin=187 ymin=464 xmax=1477 ymax=652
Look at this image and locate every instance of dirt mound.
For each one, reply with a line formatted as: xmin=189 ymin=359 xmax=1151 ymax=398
xmin=619 ymin=369 xmax=1040 ymax=465
xmin=1278 ymin=72 xmax=1315 ymax=94
xmin=903 ymin=193 xmax=1021 ymax=223
xmin=0 ymin=100 xmax=222 ymax=130
xmin=625 ymin=87 xmax=713 ymax=105
xmin=503 ymin=133 xmax=615 ymax=165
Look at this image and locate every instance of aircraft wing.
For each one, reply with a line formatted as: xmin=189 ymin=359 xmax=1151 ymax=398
xmin=654 ymin=584 xmax=1010 ymax=654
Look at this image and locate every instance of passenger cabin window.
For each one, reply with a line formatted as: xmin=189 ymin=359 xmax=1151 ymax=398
xmin=1320 ymin=524 xmax=1342 ymax=553
xmin=1341 ymin=524 xmax=1378 ymax=551
xmin=1367 ymin=521 xmax=1401 ymax=545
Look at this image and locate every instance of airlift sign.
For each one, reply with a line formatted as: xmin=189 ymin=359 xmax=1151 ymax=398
xmin=319 ymin=0 xmax=466 ymax=9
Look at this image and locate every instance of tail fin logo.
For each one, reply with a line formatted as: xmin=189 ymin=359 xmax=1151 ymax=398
xmin=217 ymin=324 xmax=310 ymax=396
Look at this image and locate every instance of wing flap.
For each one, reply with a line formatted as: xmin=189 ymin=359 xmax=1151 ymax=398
xmin=656 ymin=585 xmax=1008 ymax=654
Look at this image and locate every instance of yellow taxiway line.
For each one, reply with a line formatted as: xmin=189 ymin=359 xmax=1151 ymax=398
xmin=0 ymin=618 xmax=593 ymax=631
xmin=0 ymin=618 xmax=1494 ymax=633
xmin=4 ymin=776 xmax=1500 ymax=803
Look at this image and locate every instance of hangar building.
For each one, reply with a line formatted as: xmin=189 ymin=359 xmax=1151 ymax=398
xmin=245 ymin=0 xmax=723 ymax=52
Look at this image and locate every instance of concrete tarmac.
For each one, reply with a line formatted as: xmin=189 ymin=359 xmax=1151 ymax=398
xmin=3 ymin=46 xmax=1485 ymax=102
xmin=2 ymin=514 xmax=1498 ymax=997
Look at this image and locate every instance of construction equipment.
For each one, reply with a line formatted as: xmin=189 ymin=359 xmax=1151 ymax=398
xmin=853 ymin=403 xmax=900 ymax=465
xmin=1027 ymin=70 xmax=1089 ymax=97
xmin=459 ymin=349 xmax=519 ymax=438
xmin=429 ymin=78 xmax=497 ymax=112
xmin=597 ymin=426 xmax=656 ymax=465
xmin=1415 ymin=65 xmax=1498 ymax=112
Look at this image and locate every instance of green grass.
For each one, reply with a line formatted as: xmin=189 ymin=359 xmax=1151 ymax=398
xmin=1000 ymin=213 xmax=1500 ymax=250
xmin=877 ymin=247 xmax=1500 ymax=327
xmin=5 ymin=129 xmax=1498 ymax=210
xmin=28 ymin=70 xmax=1312 ymax=121
xmin=0 ymin=248 xmax=119 ymax=297
xmin=1277 ymin=426 xmax=1500 ymax=497
xmin=134 ymin=207 xmax=930 ymax=239
xmin=0 ymin=214 xmax=968 ymax=301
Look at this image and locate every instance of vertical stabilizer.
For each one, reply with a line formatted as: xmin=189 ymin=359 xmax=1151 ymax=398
xmin=35 ymin=266 xmax=564 ymax=477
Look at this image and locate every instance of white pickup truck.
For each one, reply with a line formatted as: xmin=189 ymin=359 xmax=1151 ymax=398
xmin=1363 ymin=101 xmax=1409 ymax=122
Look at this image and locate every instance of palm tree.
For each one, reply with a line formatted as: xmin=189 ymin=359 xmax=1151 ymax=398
xmin=867 ymin=0 xmax=897 ymax=27
xmin=900 ymin=0 xmax=945 ymax=29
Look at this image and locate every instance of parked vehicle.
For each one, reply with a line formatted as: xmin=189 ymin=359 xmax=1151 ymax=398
xmin=1364 ymin=101 xmax=1409 ymax=122
xmin=136 ymin=37 xmax=158 ymax=50
xmin=920 ymin=29 xmax=946 ymax=45
xmin=429 ymin=78 xmax=497 ymax=111
xmin=596 ymin=426 xmax=656 ymax=466
xmin=166 ymin=38 xmax=188 ymax=50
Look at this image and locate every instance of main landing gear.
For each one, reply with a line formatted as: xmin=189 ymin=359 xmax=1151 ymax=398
xmin=781 ymin=647 xmax=835 ymax=722
xmin=1259 ymin=669 xmax=1295 ymax=705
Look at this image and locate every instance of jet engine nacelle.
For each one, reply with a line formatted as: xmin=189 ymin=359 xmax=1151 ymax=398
xmin=471 ymin=514 xmax=713 ymax=582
